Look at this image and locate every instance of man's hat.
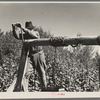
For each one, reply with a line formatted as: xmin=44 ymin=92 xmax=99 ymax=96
xmin=25 ymin=21 xmax=34 ymax=29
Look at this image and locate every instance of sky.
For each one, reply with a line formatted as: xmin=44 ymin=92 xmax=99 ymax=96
xmin=0 ymin=2 xmax=100 ymax=37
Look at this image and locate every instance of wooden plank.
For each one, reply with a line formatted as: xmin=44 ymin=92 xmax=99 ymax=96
xmin=25 ymin=36 xmax=99 ymax=46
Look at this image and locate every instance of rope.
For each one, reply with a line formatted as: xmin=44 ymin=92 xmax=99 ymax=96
xmin=53 ymin=47 xmax=57 ymax=86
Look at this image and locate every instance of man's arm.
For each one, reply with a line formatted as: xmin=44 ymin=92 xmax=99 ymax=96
xmin=21 ymin=27 xmax=39 ymax=39
xmin=12 ymin=23 xmax=39 ymax=40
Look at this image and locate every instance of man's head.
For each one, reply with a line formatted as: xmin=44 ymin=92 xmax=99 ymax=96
xmin=25 ymin=21 xmax=35 ymax=30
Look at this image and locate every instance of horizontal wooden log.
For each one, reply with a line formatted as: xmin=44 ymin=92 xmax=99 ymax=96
xmin=25 ymin=36 xmax=100 ymax=46
xmin=25 ymin=38 xmax=50 ymax=46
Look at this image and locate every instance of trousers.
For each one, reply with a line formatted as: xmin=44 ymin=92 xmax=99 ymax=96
xmin=24 ymin=50 xmax=47 ymax=91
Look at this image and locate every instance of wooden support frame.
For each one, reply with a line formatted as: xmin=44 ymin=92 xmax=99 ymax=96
xmin=8 ymin=35 xmax=100 ymax=92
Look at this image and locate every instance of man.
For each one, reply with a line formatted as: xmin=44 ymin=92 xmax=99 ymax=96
xmin=12 ymin=21 xmax=47 ymax=91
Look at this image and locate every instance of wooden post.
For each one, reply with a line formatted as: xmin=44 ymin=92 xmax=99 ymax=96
xmin=13 ymin=43 xmax=29 ymax=91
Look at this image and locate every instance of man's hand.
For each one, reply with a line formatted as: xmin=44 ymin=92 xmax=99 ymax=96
xmin=12 ymin=23 xmax=22 ymax=40
xmin=15 ymin=22 xmax=21 ymax=28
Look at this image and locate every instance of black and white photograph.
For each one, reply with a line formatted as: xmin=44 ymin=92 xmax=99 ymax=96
xmin=0 ymin=1 xmax=100 ymax=98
